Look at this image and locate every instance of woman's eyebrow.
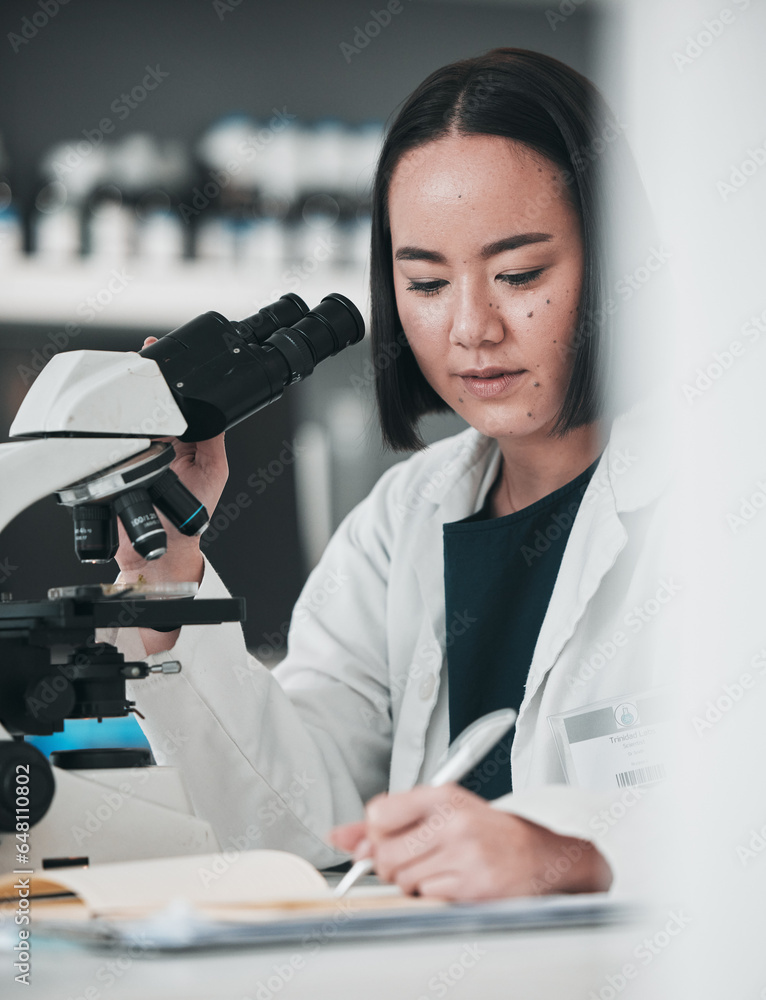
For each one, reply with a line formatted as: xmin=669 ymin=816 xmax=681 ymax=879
xmin=394 ymin=232 xmax=553 ymax=264
xmin=480 ymin=232 xmax=552 ymax=258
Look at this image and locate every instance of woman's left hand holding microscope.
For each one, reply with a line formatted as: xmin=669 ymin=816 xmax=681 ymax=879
xmin=114 ymin=336 xmax=230 ymax=655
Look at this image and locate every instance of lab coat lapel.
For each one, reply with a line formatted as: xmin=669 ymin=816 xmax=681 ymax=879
xmin=410 ymin=432 xmax=501 ymax=661
xmin=390 ymin=433 xmax=499 ymax=790
xmin=521 ymin=396 xmax=673 ymax=704
xmin=522 ymin=477 xmax=628 ymax=705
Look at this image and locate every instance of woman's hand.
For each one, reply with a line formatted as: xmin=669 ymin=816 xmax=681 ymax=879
xmin=329 ymin=783 xmax=612 ymax=900
xmin=115 ymin=336 xmax=229 ymax=580
xmin=114 ymin=336 xmax=229 ymax=652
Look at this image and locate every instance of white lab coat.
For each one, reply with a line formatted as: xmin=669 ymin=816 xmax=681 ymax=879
xmin=108 ymin=398 xmax=676 ymax=897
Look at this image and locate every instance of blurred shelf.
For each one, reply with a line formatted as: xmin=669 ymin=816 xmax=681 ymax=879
xmin=0 ymin=259 xmax=369 ymax=331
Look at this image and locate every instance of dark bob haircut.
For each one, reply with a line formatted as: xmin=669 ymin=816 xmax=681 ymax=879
xmin=370 ymin=48 xmax=641 ymax=452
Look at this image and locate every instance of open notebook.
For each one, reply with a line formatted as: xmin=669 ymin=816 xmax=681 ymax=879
xmin=0 ymin=850 xmax=641 ymax=951
xmin=0 ymin=849 xmax=427 ymax=920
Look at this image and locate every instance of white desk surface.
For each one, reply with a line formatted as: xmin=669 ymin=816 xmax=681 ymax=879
xmin=14 ymin=921 xmax=664 ymax=1000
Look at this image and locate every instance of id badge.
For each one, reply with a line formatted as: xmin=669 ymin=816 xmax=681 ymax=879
xmin=548 ymin=689 xmax=669 ymax=793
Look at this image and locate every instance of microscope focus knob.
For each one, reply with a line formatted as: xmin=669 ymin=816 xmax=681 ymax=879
xmin=0 ymin=741 xmax=55 ymax=833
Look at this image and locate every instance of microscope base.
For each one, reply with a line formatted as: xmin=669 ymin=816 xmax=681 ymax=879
xmin=0 ymin=764 xmax=218 ymax=874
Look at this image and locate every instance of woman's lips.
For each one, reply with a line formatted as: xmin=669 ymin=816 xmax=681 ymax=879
xmin=458 ymin=370 xmax=526 ymax=399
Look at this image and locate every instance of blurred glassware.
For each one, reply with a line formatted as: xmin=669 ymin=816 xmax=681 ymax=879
xmin=24 ymin=116 xmax=382 ymax=267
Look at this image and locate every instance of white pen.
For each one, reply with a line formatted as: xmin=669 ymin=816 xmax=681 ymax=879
xmin=333 ymin=707 xmax=518 ymax=898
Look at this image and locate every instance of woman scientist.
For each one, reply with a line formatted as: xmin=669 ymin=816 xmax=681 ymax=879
xmin=111 ymin=48 xmax=668 ymax=900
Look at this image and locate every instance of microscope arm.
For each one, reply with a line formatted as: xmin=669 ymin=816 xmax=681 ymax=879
xmin=1 ymin=348 xmax=190 ymax=541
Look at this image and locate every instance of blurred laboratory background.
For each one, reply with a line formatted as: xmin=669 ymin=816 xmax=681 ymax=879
xmin=0 ymin=0 xmax=601 ymax=749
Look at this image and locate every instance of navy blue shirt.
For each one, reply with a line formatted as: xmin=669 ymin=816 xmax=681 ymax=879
xmin=443 ymin=456 xmax=600 ymax=800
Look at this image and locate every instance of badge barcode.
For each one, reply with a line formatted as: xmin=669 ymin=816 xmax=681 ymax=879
xmin=615 ymin=763 xmax=666 ymax=788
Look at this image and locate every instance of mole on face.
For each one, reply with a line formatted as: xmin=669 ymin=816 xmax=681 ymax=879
xmin=533 ymin=381 xmax=540 ymax=387
xmin=546 ymin=299 xmax=550 ymax=304
xmin=527 ymin=311 xmax=533 ymax=318
xmin=458 ymin=397 xmax=464 ymax=403
xmin=527 ymin=412 xmax=533 ymax=417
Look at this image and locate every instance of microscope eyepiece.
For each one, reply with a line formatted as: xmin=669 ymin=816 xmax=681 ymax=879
xmin=232 ymin=292 xmax=309 ymax=346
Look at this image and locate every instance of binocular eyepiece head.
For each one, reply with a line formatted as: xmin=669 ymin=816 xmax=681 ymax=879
xmin=139 ymin=292 xmax=365 ymax=441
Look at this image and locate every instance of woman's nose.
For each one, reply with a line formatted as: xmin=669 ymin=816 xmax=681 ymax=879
xmin=448 ymin=286 xmax=506 ymax=349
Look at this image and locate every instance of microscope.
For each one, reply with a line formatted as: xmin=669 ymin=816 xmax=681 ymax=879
xmin=0 ymin=292 xmax=364 ymax=872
